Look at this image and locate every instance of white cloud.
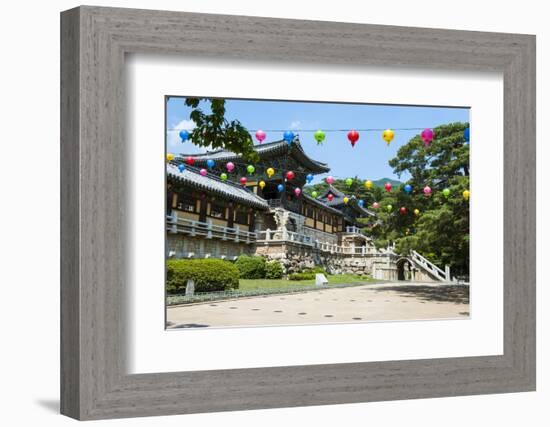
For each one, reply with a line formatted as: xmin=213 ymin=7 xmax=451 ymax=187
xmin=167 ymin=119 xmax=196 ymax=152
xmin=289 ymin=120 xmax=301 ymax=130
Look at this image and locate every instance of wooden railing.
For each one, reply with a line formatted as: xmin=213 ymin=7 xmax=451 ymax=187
xmin=166 ymin=214 xmax=257 ymax=244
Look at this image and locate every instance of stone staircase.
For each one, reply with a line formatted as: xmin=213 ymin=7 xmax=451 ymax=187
xmin=409 ymin=250 xmax=453 ymax=282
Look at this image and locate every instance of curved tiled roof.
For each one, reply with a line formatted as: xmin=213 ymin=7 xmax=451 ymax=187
xmin=317 ymin=185 xmax=376 ymax=217
xmin=176 ymin=138 xmax=330 ymax=174
xmin=167 ymin=164 xmax=268 ymax=210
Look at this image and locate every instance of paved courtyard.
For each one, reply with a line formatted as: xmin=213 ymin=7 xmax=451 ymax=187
xmin=166 ymin=282 xmax=470 ymax=329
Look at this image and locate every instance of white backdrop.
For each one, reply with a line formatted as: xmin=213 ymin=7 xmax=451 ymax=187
xmin=0 ymin=1 xmax=547 ymax=426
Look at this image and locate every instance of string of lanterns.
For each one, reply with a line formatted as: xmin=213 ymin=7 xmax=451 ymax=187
xmin=169 ymin=126 xmax=471 ymax=217
xmin=175 ymin=126 xmax=470 ymax=149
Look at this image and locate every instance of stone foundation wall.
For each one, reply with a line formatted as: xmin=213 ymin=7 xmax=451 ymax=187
xmin=166 ymin=234 xmax=255 ymax=259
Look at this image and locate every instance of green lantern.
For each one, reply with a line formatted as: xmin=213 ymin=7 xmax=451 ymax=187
xmin=220 ymin=173 xmax=228 ymax=181
xmin=314 ymin=130 xmax=326 ymax=144
xmin=442 ymin=188 xmax=451 ymax=198
xmin=345 ymin=178 xmax=353 ymax=187
xmin=246 ymin=165 xmax=255 ymax=175
xmin=386 ymin=204 xmax=393 ymax=212
xmin=311 ymin=191 xmax=318 ymax=198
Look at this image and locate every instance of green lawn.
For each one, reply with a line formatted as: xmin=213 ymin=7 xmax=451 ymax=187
xmin=239 ymin=274 xmax=376 ymax=290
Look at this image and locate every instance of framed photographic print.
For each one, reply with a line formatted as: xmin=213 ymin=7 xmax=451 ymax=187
xmin=61 ymin=6 xmax=536 ymax=420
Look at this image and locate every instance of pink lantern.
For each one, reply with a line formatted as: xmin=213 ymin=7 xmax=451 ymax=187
xmin=372 ymin=202 xmax=380 ymax=209
xmin=326 ymin=176 xmax=335 ymax=185
xmin=423 ymin=186 xmax=432 ymax=196
xmin=226 ymin=162 xmax=235 ymax=172
xmin=255 ymin=130 xmax=266 ymax=143
xmin=294 ymin=188 xmax=302 ymax=197
xmin=421 ymin=128 xmax=434 ymax=147
xmin=199 ymin=168 xmax=207 ymax=176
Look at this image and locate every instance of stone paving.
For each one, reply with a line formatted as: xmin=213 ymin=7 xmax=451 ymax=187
xmin=166 ymin=282 xmax=470 ymax=329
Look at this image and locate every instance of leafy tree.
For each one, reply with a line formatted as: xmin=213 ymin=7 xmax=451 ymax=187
xmin=184 ymin=98 xmax=259 ymax=162
xmin=368 ymin=122 xmax=470 ymax=276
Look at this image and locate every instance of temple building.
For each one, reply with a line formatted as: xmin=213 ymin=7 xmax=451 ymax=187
xmin=166 ymin=138 xmax=452 ymax=282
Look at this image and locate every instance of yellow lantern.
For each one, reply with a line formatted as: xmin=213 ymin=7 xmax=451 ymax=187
xmin=365 ymin=180 xmax=373 ymax=189
xmin=463 ymin=190 xmax=470 ymax=200
xmin=166 ymin=153 xmax=174 ymax=162
xmin=343 ymin=196 xmax=349 ymax=204
xmin=413 ymin=208 xmax=420 ymax=216
xmin=259 ymin=180 xmax=266 ymax=190
xmin=266 ymin=167 xmax=275 ymax=178
xmin=382 ymin=129 xmax=395 ymax=145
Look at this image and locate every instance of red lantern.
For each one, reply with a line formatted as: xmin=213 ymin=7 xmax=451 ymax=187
xmin=347 ymin=130 xmax=360 ymax=147
xmin=399 ymin=207 xmax=407 ymax=215
xmin=384 ymin=182 xmax=392 ymax=192
xmin=327 ymin=194 xmax=334 ymax=202
xmin=186 ymin=156 xmax=195 ymax=165
xmin=286 ymin=171 xmax=295 ymax=180
xmin=239 ymin=177 xmax=247 ymax=186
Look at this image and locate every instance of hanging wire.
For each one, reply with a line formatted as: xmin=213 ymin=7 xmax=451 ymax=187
xmin=167 ymin=127 xmax=428 ymax=132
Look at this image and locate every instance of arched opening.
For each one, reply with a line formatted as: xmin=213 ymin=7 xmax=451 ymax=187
xmin=396 ymin=258 xmax=412 ymax=281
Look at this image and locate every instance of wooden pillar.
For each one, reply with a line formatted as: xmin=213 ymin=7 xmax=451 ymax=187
xmin=199 ymin=195 xmax=207 ymax=223
xmin=227 ymin=203 xmax=235 ymax=228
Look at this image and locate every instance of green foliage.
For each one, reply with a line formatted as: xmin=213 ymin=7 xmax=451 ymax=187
xmin=235 ymin=255 xmax=267 ymax=279
xmin=301 ymin=266 xmax=327 ymax=274
xmin=166 ymin=259 xmax=240 ymax=293
xmin=183 ymin=97 xmax=259 ymax=162
xmin=265 ymin=260 xmax=284 ymax=279
xmin=288 ymin=272 xmax=316 ymax=281
xmin=364 ymin=122 xmax=470 ymax=276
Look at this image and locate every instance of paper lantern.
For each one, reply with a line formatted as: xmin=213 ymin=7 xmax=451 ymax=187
xmin=255 ymin=130 xmax=266 ymax=143
xmin=463 ymin=190 xmax=470 ymax=200
xmin=347 ymin=130 xmax=359 ymax=147
xmin=386 ymin=204 xmax=393 ymax=212
xmin=399 ymin=207 xmax=407 ymax=215
xmin=259 ymin=180 xmax=266 ymax=189
xmin=226 ymin=162 xmax=235 ymax=172
xmin=294 ymin=188 xmax=302 ymax=197
xmin=286 ymin=171 xmax=295 ymax=181
xmin=306 ymin=174 xmax=314 ymax=183
xmin=365 ymin=180 xmax=373 ymax=189
xmin=372 ymin=202 xmax=380 ymax=209
xmin=166 ymin=153 xmax=174 ymax=162
xmin=327 ymin=194 xmax=334 ymax=202
xmin=384 ymin=182 xmax=392 ymax=192
xmin=186 ymin=156 xmax=195 ymax=166
xmin=240 ymin=177 xmax=247 ymax=186
xmin=266 ymin=167 xmax=275 ymax=178
xmin=423 ymin=186 xmax=432 ymax=196
xmin=421 ymin=128 xmax=434 ymax=147
xmin=311 ymin=191 xmax=318 ymax=198
xmin=442 ymin=188 xmax=451 ymax=198
xmin=414 ymin=208 xmax=420 ymax=216
xmin=178 ymin=163 xmax=186 ymax=172
xmin=277 ymin=184 xmax=284 ymax=192
xmin=464 ymin=127 xmax=470 ymax=142
xmin=382 ymin=129 xmax=395 ymax=145
xmin=283 ymin=131 xmax=295 ymax=144
xmin=206 ymin=159 xmax=215 ymax=169
xmin=326 ymin=176 xmax=335 ymax=185
xmin=220 ymin=173 xmax=228 ymax=181
xmin=314 ymin=130 xmax=326 ymax=144
xmin=343 ymin=196 xmax=349 ymax=204
xmin=199 ymin=168 xmax=207 ymax=176
xmin=179 ymin=130 xmax=189 ymax=142
xmin=247 ymin=165 xmax=255 ymax=175
xmin=404 ymin=184 xmax=413 ymax=194
xmin=358 ymin=200 xmax=365 ymax=207
xmin=345 ymin=178 xmax=353 ymax=187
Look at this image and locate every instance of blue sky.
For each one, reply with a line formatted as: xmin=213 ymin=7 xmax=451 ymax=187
xmin=166 ymin=97 xmax=469 ymax=183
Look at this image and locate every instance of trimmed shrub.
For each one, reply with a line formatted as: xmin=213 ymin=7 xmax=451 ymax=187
xmin=265 ymin=261 xmax=284 ymax=279
xmin=166 ymin=259 xmax=239 ymax=293
xmin=235 ymin=255 xmax=266 ymax=279
xmin=288 ymin=272 xmax=316 ymax=281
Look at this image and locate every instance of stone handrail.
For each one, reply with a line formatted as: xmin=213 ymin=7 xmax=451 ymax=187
xmin=166 ymin=214 xmax=257 ymax=244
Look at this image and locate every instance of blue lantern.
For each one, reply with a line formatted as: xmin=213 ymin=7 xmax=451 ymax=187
xmin=283 ymin=131 xmax=295 ymax=144
xmin=277 ymin=184 xmax=285 ymax=192
xmin=179 ymin=130 xmax=189 ymax=142
xmin=178 ymin=163 xmax=186 ymax=173
xmin=464 ymin=127 xmax=470 ymax=143
xmin=206 ymin=159 xmax=215 ymax=169
xmin=404 ymin=184 xmax=413 ymax=194
xmin=358 ymin=199 xmax=365 ymax=207
xmin=306 ymin=173 xmax=314 ymax=183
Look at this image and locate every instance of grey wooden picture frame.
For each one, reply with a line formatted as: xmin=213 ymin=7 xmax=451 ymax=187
xmin=60 ymin=5 xmax=536 ymax=421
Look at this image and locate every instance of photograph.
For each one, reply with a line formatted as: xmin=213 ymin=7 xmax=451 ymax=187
xmin=165 ymin=97 xmax=471 ymax=329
